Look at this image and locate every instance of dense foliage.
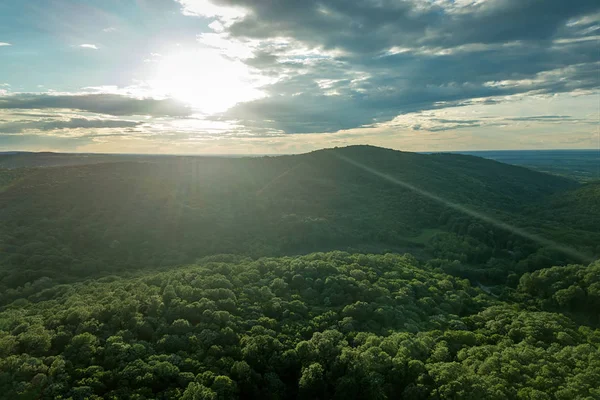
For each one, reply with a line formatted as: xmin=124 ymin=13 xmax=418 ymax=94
xmin=517 ymin=263 xmax=600 ymax=324
xmin=1 ymin=147 xmax=599 ymax=399
xmin=529 ymin=183 xmax=600 ymax=232
xmin=1 ymin=253 xmax=599 ymax=399
xmin=0 ymin=146 xmax=594 ymax=293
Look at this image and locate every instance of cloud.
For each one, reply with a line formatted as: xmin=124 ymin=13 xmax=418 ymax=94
xmin=78 ymin=44 xmax=99 ymax=50
xmin=372 ymin=93 xmax=599 ymax=134
xmin=0 ymin=134 xmax=96 ymax=151
xmin=219 ymin=59 xmax=598 ymax=133
xmin=507 ymin=115 xmax=573 ymax=122
xmin=0 ymin=93 xmax=193 ymax=117
xmin=0 ymin=42 xmax=11 ymax=47
xmin=3 ymin=0 xmax=598 ymax=152
xmin=219 ymin=0 xmax=599 ymax=54
xmin=0 ymin=118 xmax=142 ymax=134
xmin=180 ymin=0 xmax=600 ymax=135
xmin=176 ymin=0 xmax=246 ymax=20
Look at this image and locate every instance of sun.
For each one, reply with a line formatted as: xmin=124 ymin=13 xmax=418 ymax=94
xmin=148 ymin=49 xmax=263 ymax=114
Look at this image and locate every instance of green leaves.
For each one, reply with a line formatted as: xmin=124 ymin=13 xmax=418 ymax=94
xmin=182 ymin=382 xmax=217 ymax=400
xmin=299 ymin=363 xmax=326 ymax=398
xmin=0 ymin=252 xmax=598 ymax=399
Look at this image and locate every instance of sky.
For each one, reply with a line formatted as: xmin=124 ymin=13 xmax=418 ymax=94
xmin=0 ymin=0 xmax=598 ymax=154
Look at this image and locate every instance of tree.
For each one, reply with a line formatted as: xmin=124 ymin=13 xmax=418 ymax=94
xmin=182 ymin=382 xmax=217 ymax=400
xmin=299 ymin=363 xmax=326 ymax=399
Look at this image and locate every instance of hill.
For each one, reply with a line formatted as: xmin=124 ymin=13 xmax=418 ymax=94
xmin=1 ymin=147 xmax=599 ymax=400
xmin=0 ymin=152 xmax=157 ymax=169
xmin=532 ymin=182 xmax=600 ymax=231
xmin=0 ymin=146 xmax=594 ymax=293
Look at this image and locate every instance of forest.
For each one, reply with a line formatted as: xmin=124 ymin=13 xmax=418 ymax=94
xmin=0 ymin=146 xmax=598 ymax=399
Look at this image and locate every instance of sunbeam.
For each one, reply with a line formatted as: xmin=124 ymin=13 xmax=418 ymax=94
xmin=333 ymin=150 xmax=593 ymax=263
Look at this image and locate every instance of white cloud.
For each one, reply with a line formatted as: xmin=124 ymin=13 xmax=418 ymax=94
xmin=80 ymin=84 xmax=157 ymax=98
xmin=103 ymin=27 xmax=117 ymax=33
xmin=78 ymin=44 xmax=99 ymax=50
xmin=0 ymin=83 xmax=10 ymax=96
xmin=176 ymin=0 xmax=246 ymax=21
xmin=197 ymin=33 xmax=257 ymax=59
xmin=208 ymin=20 xmax=225 ymax=33
xmin=566 ymin=12 xmax=600 ymax=27
xmin=375 ymin=91 xmax=600 ymax=133
xmin=0 ymin=42 xmax=12 ymax=47
xmin=143 ymin=53 xmax=163 ymax=63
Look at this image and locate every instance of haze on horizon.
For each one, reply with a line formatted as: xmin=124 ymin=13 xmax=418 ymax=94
xmin=0 ymin=0 xmax=599 ymax=155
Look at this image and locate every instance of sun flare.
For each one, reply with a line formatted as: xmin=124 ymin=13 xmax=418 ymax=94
xmin=148 ymin=49 xmax=263 ymax=114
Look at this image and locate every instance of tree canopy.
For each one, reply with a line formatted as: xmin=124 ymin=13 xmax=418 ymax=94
xmin=1 ymin=253 xmax=599 ymax=399
xmin=1 ymin=147 xmax=599 ymax=399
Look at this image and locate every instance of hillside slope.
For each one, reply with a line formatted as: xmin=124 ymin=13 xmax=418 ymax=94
xmin=531 ymin=182 xmax=600 ymax=231
xmin=0 ymin=146 xmax=591 ymax=289
xmin=0 ymin=152 xmax=155 ymax=169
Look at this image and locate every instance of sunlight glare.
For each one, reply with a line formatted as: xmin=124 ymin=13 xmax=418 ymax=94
xmin=148 ymin=49 xmax=263 ymax=114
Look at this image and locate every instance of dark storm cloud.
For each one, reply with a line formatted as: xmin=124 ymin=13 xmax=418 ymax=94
xmin=0 ymin=94 xmax=192 ymax=117
xmin=357 ymin=39 xmax=599 ymax=86
xmin=207 ymin=0 xmax=600 ymax=134
xmin=219 ymin=0 xmax=600 ymax=53
xmin=221 ymin=55 xmax=597 ymax=133
xmin=0 ymin=118 xmax=142 ymax=133
xmin=245 ymin=51 xmax=280 ymax=69
xmin=432 ymin=0 xmax=600 ymax=47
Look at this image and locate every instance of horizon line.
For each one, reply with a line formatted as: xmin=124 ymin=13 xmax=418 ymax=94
xmin=1 ymin=146 xmax=598 ymax=157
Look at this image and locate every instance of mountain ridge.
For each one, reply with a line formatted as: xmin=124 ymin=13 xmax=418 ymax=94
xmin=0 ymin=146 xmax=595 ymax=291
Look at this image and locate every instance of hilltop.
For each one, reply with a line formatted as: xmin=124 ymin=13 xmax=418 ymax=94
xmin=0 ymin=146 xmax=594 ymax=293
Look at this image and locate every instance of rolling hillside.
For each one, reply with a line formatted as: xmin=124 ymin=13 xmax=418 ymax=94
xmin=0 ymin=152 xmax=153 ymax=169
xmin=0 ymin=146 xmax=593 ymax=292
xmin=1 ymin=147 xmax=599 ymax=400
xmin=534 ymin=182 xmax=600 ymax=231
